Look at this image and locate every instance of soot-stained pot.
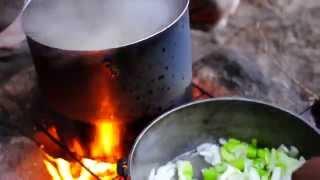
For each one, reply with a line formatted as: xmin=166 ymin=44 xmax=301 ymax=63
xmin=129 ymin=98 xmax=320 ymax=179
xmin=22 ymin=0 xmax=192 ymax=124
xmin=22 ymin=0 xmax=192 ymax=158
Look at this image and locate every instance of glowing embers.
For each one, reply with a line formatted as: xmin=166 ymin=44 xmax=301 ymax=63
xmin=43 ymin=154 xmax=118 ymax=180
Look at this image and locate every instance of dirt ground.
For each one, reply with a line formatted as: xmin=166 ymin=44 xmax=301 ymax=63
xmin=192 ymin=0 xmax=320 ymax=122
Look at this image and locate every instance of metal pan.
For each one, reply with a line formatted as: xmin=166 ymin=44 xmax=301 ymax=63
xmin=129 ymin=98 xmax=320 ymax=179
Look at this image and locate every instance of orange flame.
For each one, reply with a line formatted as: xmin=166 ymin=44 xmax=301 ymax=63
xmin=91 ymin=121 xmax=122 ymax=162
xmin=43 ymin=120 xmax=123 ymax=180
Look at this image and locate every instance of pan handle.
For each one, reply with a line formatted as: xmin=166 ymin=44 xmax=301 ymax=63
xmin=299 ymin=100 xmax=320 ymax=129
xmin=117 ymin=159 xmax=129 ymax=178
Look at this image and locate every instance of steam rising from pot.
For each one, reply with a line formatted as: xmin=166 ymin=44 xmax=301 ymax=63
xmin=23 ymin=0 xmax=185 ymax=50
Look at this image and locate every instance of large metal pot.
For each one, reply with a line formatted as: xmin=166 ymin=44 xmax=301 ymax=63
xmin=22 ymin=0 xmax=192 ymax=158
xmin=129 ymin=98 xmax=320 ymax=179
xmin=23 ymin=0 xmax=192 ymax=121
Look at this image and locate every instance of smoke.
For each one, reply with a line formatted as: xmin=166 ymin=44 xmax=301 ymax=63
xmin=23 ymin=0 xmax=185 ymax=50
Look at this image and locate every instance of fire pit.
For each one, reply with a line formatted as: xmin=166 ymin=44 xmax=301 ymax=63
xmin=0 ymin=84 xmax=210 ymax=180
xmin=21 ymin=0 xmax=192 ymax=179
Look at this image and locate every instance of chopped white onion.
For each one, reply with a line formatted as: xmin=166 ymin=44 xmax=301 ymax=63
xmin=148 ymin=162 xmax=176 ymax=180
xmin=271 ymin=167 xmax=282 ymax=180
xmin=219 ymin=165 xmax=243 ymax=180
xmin=197 ymin=143 xmax=222 ymax=166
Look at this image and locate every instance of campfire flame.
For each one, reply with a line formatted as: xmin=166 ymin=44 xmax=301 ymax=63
xmin=43 ymin=120 xmax=123 ymax=180
xmin=44 ymin=155 xmax=118 ymax=180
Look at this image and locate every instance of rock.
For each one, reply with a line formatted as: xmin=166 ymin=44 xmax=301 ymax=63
xmin=193 ymin=47 xmax=270 ymax=99
xmin=0 ymin=136 xmax=50 ymax=180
